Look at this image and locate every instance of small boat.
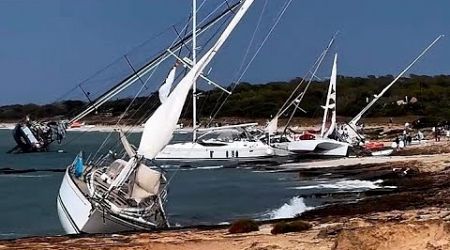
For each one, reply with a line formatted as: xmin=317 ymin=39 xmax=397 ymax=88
xmin=371 ymin=149 xmax=394 ymax=156
xmin=10 ymin=117 xmax=67 ymax=153
xmin=57 ymin=0 xmax=254 ymax=234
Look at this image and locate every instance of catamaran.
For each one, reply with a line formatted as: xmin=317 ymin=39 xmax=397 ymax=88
xmin=57 ymin=0 xmax=254 ymax=234
xmin=270 ymin=52 xmax=351 ymax=157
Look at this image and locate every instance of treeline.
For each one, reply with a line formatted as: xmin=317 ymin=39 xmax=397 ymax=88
xmin=1 ymin=74 xmax=449 ymax=123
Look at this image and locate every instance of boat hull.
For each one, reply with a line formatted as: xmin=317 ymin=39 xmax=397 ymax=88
xmin=154 ymin=141 xmax=288 ymax=166
xmin=275 ymin=139 xmax=350 ymax=157
xmin=57 ymin=169 xmax=153 ymax=234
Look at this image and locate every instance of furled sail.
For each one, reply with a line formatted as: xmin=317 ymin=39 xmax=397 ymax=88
xmin=265 ymin=116 xmax=278 ymax=135
xmin=158 ymin=66 xmax=177 ymax=103
xmin=137 ymin=0 xmax=255 ymax=160
xmin=321 ymin=53 xmax=338 ymax=138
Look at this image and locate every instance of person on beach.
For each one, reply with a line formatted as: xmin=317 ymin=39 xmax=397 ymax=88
xmin=417 ymin=130 xmax=424 ymax=143
xmin=433 ymin=126 xmax=440 ymax=142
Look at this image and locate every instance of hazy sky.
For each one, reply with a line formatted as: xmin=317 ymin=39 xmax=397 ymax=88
xmin=0 ymin=0 xmax=449 ymax=105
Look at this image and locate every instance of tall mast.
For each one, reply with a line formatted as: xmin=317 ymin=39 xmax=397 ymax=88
xmin=192 ymin=0 xmax=198 ymax=141
xmin=348 ymin=35 xmax=444 ymax=128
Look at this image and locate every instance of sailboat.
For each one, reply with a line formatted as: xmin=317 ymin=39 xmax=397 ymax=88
xmin=9 ymin=117 xmax=67 ymax=153
xmin=154 ymin=1 xmax=278 ymax=167
xmin=340 ymin=35 xmax=444 ymax=145
xmin=272 ymin=54 xmax=350 ymax=157
xmin=57 ymin=0 xmax=254 ymax=234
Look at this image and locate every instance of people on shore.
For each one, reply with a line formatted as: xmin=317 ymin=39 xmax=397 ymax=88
xmin=433 ymin=126 xmax=441 ymax=142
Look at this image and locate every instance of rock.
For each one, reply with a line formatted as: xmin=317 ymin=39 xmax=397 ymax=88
xmin=318 ymin=224 xmax=344 ymax=238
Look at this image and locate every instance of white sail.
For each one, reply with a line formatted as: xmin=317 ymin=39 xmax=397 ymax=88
xmin=265 ymin=116 xmax=278 ymax=135
xmin=321 ymin=53 xmax=338 ymax=138
xmin=158 ymin=66 xmax=177 ymax=103
xmin=137 ymin=0 xmax=255 ymax=160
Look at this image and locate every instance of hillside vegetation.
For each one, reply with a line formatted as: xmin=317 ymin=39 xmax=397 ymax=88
xmin=0 ymin=74 xmax=448 ymax=123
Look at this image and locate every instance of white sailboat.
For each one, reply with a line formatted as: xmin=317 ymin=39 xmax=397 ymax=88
xmin=272 ymin=54 xmax=350 ymax=157
xmin=57 ymin=0 xmax=255 ymax=234
xmin=155 ymin=0 xmax=276 ymax=166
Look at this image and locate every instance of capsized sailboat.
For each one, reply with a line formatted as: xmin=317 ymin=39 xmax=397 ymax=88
xmin=57 ymin=0 xmax=254 ymax=234
xmin=10 ymin=117 xmax=67 ymax=153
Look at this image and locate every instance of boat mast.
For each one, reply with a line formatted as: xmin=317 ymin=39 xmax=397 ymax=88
xmin=192 ymin=0 xmax=198 ymax=141
xmin=348 ymin=35 xmax=444 ymax=129
xmin=68 ymin=2 xmax=242 ymax=124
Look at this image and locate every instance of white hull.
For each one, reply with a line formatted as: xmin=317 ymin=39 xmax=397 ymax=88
xmin=155 ymin=141 xmax=286 ymax=164
xmin=274 ymin=138 xmax=350 ymax=157
xmin=57 ymin=169 xmax=152 ymax=234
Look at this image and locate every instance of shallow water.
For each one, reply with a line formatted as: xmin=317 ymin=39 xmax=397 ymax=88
xmin=0 ymin=129 xmax=382 ymax=239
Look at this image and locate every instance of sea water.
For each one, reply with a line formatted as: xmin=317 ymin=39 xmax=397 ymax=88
xmin=0 ymin=129 xmax=383 ymax=239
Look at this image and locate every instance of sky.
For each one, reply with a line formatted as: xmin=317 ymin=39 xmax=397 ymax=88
xmin=0 ymin=0 xmax=449 ymax=105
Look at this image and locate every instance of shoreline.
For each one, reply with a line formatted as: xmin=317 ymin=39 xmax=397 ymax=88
xmin=1 ymin=143 xmax=450 ymax=249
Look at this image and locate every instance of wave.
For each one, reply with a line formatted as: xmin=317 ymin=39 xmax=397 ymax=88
xmin=266 ymin=196 xmax=313 ymax=219
xmin=291 ymin=179 xmax=396 ymax=190
xmin=179 ymin=165 xmax=224 ymax=171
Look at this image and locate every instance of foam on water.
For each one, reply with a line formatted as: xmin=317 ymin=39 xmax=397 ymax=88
xmin=180 ymin=165 xmax=224 ymax=171
xmin=267 ymin=196 xmax=312 ymax=219
xmin=291 ymin=179 xmax=396 ymax=190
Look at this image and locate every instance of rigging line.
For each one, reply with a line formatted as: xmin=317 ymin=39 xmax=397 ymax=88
xmin=182 ymin=14 xmax=232 ymax=121
xmin=72 ymin=2 xmax=242 ymax=125
xmin=208 ymin=0 xmax=293 ymax=125
xmin=206 ymin=0 xmax=268 ymax=126
xmin=277 ymin=32 xmax=338 ymax=118
xmin=171 ymin=0 xmax=208 ymax=57
xmin=90 ymin=60 xmax=162 ymax=162
xmin=85 ymin=2 xmax=240 ymax=157
xmin=124 ymin=55 xmax=149 ymax=91
xmin=281 ymin=42 xmax=333 ymax=136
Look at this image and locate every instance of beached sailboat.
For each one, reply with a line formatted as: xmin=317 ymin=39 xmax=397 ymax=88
xmin=57 ymin=0 xmax=254 ymax=234
xmin=154 ymin=1 xmax=283 ymax=166
xmin=340 ymin=35 xmax=444 ymax=145
xmin=271 ymin=53 xmax=350 ymax=157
